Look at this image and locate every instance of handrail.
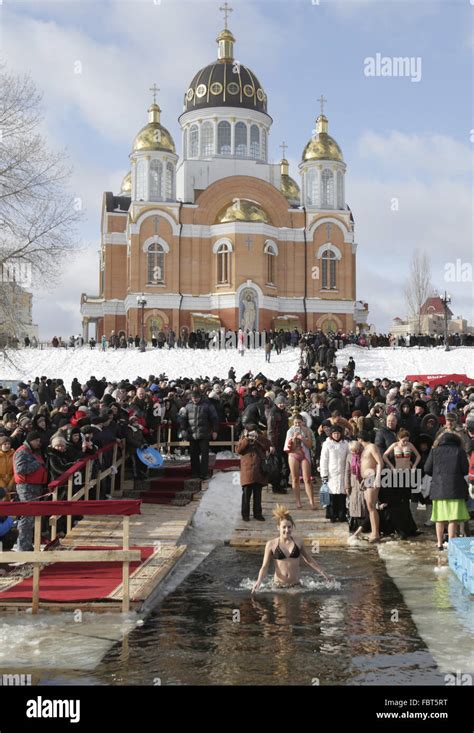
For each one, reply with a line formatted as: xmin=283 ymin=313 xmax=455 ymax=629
xmin=0 ymin=500 xmax=141 ymax=613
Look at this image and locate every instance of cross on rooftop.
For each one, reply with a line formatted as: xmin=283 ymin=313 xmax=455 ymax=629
xmin=219 ymin=2 xmax=233 ymax=29
xmin=149 ymin=83 xmax=160 ymax=104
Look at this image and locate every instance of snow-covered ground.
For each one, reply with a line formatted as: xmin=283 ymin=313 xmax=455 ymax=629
xmin=0 ymin=345 xmax=473 ymax=389
xmin=335 ymin=345 xmax=474 ymax=382
xmin=0 ymin=347 xmax=300 ymax=389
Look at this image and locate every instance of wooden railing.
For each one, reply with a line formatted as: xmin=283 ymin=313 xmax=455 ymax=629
xmin=0 ymin=500 xmax=141 ymax=613
xmin=156 ymin=422 xmax=237 ymax=455
xmin=47 ymin=440 xmax=127 ymax=539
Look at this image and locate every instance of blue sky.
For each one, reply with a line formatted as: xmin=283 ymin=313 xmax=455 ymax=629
xmin=3 ymin=0 xmax=473 ymax=337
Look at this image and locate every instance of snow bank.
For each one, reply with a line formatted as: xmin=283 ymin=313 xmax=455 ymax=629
xmin=336 ymin=345 xmax=474 ymax=382
xmin=1 ymin=345 xmax=473 ymax=389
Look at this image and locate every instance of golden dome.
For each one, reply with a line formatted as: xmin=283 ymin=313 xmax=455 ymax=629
xmin=120 ymin=171 xmax=131 ymax=195
xmin=302 ymin=114 xmax=343 ymax=163
xmin=281 ymin=174 xmax=300 ymax=202
xmin=280 ymin=159 xmax=300 ymax=201
xmin=132 ymin=103 xmax=176 ymax=154
xmin=216 ymin=199 xmax=269 ymax=224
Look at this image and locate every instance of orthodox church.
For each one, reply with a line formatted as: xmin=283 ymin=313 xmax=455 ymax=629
xmin=80 ymin=5 xmax=369 ymax=341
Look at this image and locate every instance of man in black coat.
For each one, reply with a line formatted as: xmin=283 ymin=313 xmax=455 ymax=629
xmin=267 ymin=395 xmax=290 ymax=493
xmin=375 ymin=412 xmax=398 ymax=453
xmin=179 ymin=390 xmax=218 ymax=480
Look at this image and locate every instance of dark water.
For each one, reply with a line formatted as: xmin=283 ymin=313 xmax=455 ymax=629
xmin=90 ymin=546 xmax=443 ymax=686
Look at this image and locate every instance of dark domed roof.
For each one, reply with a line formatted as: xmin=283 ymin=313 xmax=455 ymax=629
xmin=183 ymin=61 xmax=268 ymax=114
xmin=182 ymin=27 xmax=268 ymax=116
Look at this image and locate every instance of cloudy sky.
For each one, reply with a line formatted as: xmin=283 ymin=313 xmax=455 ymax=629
xmin=4 ymin=0 xmax=473 ymax=338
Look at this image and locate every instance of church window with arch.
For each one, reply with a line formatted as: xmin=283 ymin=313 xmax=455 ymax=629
xmin=136 ymin=159 xmax=146 ymax=201
xmin=235 ymin=122 xmax=247 ymax=157
xmin=264 ymin=242 xmax=277 ymax=285
xmin=216 ymin=242 xmax=231 ymax=284
xmin=149 ymin=160 xmax=163 ymax=201
xmin=147 ymin=242 xmax=165 ymax=284
xmin=217 ymin=121 xmax=231 ymax=155
xmin=165 ymin=163 xmax=174 ymax=201
xmin=189 ymin=124 xmax=199 ymax=157
xmin=201 ymin=122 xmax=214 ymax=156
xmin=321 ymin=169 xmax=334 ymax=208
xmin=321 ymin=249 xmax=337 ymax=289
xmin=250 ymin=124 xmax=260 ymax=159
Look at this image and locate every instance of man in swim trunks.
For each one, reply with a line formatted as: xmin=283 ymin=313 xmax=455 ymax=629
xmin=358 ymin=430 xmax=384 ymax=543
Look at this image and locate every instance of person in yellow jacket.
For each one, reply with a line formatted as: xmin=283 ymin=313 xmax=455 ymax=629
xmin=0 ymin=436 xmax=15 ymax=500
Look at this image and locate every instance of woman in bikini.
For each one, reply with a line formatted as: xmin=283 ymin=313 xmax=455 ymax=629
xmin=252 ymin=505 xmax=331 ymax=593
xmin=284 ymin=414 xmax=315 ymax=509
xmin=381 ymin=428 xmax=421 ymax=539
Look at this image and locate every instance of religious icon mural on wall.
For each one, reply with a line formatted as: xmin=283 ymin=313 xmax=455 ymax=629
xmin=239 ymin=288 xmax=258 ymax=331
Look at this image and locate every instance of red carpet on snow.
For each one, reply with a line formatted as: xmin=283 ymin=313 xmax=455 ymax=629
xmin=0 ymin=545 xmax=154 ymax=602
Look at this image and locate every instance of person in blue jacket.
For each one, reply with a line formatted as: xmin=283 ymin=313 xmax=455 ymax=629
xmin=0 ymin=487 xmax=18 ymax=551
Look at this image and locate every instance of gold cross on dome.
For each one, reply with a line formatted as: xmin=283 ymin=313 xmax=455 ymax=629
xmin=219 ymin=2 xmax=233 ymax=29
xmin=318 ymin=94 xmax=327 ymax=115
xmin=280 ymin=141 xmax=288 ymax=159
xmin=149 ymin=83 xmax=160 ymax=104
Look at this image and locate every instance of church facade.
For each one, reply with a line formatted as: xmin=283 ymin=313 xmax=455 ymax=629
xmin=80 ymin=13 xmax=369 ymax=342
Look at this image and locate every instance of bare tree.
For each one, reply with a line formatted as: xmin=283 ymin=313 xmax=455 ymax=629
xmin=0 ymin=66 xmax=82 ymax=343
xmin=404 ymin=250 xmax=432 ymax=334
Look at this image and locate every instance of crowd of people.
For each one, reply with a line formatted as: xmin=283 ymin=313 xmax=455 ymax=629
xmin=0 ymin=352 xmax=473 ymax=556
xmin=9 ymin=327 xmax=474 ymax=352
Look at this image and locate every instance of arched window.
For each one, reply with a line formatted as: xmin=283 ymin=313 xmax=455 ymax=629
xmin=337 ymin=171 xmax=344 ymax=209
xmin=136 ymin=159 xmax=146 ymax=200
xmin=147 ymin=242 xmax=165 ymax=284
xmin=201 ymin=122 xmax=214 ymax=156
xmin=264 ymin=242 xmax=277 ymax=285
xmin=149 ymin=160 xmax=163 ymax=201
xmin=235 ymin=122 xmax=247 ymax=157
xmin=189 ymin=124 xmax=199 ymax=157
xmin=321 ymin=169 xmax=334 ymax=208
xmin=217 ymin=121 xmax=231 ymax=154
xmin=321 ymin=249 xmax=336 ymax=289
xmin=306 ymin=170 xmax=319 ymax=206
xmin=217 ymin=242 xmax=231 ymax=284
xmin=261 ymin=129 xmax=267 ymax=161
xmin=166 ymin=163 xmax=174 ymax=201
xmin=250 ymin=125 xmax=260 ymax=159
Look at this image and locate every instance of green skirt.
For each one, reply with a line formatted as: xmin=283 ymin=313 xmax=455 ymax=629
xmin=431 ymin=499 xmax=470 ymax=522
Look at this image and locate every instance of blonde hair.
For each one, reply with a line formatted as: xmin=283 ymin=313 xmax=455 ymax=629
xmin=272 ymin=504 xmax=295 ymax=526
xmin=348 ymin=440 xmax=362 ymax=453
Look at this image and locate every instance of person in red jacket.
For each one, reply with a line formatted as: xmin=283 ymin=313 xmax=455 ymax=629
xmin=13 ymin=431 xmax=48 ymax=551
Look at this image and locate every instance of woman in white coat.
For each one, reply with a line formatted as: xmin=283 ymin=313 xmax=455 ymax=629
xmin=319 ymin=424 xmax=349 ymax=522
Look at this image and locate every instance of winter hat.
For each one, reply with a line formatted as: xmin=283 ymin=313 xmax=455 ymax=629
xmin=330 ymin=424 xmax=343 ymax=435
xmin=191 ymin=390 xmax=201 ymax=398
xmin=264 ymin=390 xmax=275 ymax=401
xmin=275 ymin=395 xmax=287 ymax=406
xmin=77 ymin=406 xmax=89 ymax=414
xmin=0 ymin=436 xmax=12 ymax=447
xmin=224 ymin=387 xmax=233 ymax=395
xmin=101 ymin=394 xmax=114 ymax=406
xmin=26 ymin=431 xmax=42 ymax=443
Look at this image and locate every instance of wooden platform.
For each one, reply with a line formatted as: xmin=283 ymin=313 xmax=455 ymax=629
xmin=0 ymin=495 xmax=202 ymax=612
xmin=229 ymin=486 xmax=348 ymax=547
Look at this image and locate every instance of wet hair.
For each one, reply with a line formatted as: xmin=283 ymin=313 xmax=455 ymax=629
xmin=273 ymin=504 xmax=295 ymax=527
xmin=397 ymin=428 xmax=410 ymax=440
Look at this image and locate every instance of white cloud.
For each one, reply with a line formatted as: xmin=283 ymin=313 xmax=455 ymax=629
xmin=356 ymin=130 xmax=473 ymax=177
